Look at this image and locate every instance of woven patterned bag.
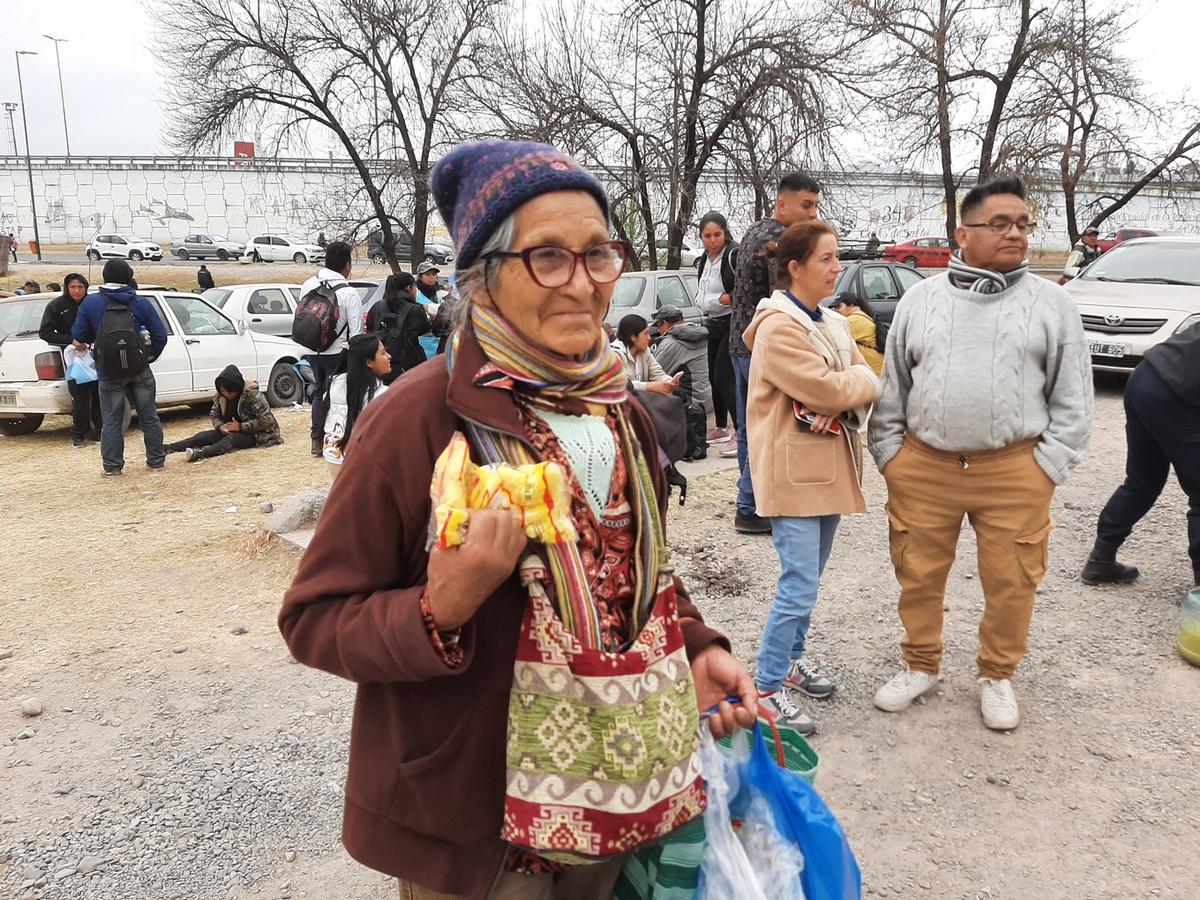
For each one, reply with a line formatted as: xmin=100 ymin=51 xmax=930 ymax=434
xmin=501 ymin=555 xmax=706 ymax=862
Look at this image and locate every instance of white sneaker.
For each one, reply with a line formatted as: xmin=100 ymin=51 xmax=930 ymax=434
xmin=979 ymin=678 xmax=1020 ymax=731
xmin=873 ymin=668 xmax=940 ymax=712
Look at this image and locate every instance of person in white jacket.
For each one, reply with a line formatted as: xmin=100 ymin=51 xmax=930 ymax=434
xmin=613 ymin=313 xmax=680 ymax=394
xmin=323 ymin=333 xmax=392 ymax=480
xmin=301 ymin=241 xmax=364 ymax=457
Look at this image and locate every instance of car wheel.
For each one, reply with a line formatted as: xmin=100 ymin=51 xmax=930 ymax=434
xmin=217 ymin=249 xmax=229 ymax=260
xmin=0 ymin=414 xmax=44 ymax=436
xmin=86 ymin=249 xmax=101 ymax=261
xmin=424 ymin=253 xmax=436 ymax=263
xmin=176 ymin=248 xmax=189 ymax=260
xmin=130 ymin=250 xmax=144 ymax=262
xmin=293 ymin=252 xmax=306 ymax=264
xmin=902 ymin=256 xmax=918 ymax=267
xmin=267 ymin=361 xmax=303 ymax=407
xmin=370 ymin=252 xmax=385 ymax=264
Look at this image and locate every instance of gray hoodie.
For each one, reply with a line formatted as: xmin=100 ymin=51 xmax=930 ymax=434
xmin=653 ymin=322 xmax=712 ymax=412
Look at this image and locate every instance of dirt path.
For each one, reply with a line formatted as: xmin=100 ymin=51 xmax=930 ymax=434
xmin=1 ymin=376 xmax=1197 ymax=899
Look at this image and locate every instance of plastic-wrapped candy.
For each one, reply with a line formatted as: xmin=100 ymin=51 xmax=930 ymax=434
xmin=430 ymin=432 xmax=577 ymax=549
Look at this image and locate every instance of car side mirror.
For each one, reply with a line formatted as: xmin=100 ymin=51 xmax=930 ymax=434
xmin=1063 ymin=266 xmax=1080 ymax=280
xmin=236 ymin=319 xmax=248 ymax=336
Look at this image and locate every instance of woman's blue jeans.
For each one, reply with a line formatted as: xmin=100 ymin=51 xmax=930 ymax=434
xmin=754 ymin=514 xmax=840 ymax=692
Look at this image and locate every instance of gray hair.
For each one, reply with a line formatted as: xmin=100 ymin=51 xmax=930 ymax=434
xmin=452 ymin=214 xmax=517 ymax=330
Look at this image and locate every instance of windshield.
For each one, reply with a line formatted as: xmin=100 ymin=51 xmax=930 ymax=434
xmin=0 ymin=298 xmax=49 ymax=340
xmin=1081 ymin=241 xmax=1200 ymax=286
xmin=611 ymin=277 xmax=646 ymax=308
xmin=208 ymin=234 xmax=231 ymax=242
xmin=202 ymin=288 xmax=233 ymax=308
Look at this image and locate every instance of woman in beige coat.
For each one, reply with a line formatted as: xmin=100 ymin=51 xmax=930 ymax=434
xmin=743 ymin=221 xmax=882 ymax=734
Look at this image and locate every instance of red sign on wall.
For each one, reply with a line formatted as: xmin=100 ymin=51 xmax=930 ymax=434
xmin=233 ymin=141 xmax=255 ymax=159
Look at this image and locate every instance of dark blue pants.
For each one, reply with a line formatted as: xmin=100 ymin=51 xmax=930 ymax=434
xmin=307 ymin=351 xmax=345 ymax=441
xmin=1097 ymin=363 xmax=1200 ymax=574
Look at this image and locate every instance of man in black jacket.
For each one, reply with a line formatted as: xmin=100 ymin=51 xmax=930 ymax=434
xmin=197 ymin=265 xmax=215 ymax=291
xmin=1083 ymin=321 xmax=1200 ymax=587
xmin=38 ymin=273 xmax=100 ymax=447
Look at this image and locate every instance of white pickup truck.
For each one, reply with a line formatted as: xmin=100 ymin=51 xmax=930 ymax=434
xmin=0 ymin=289 xmax=310 ymax=436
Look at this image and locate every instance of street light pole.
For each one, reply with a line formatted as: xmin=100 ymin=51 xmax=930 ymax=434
xmin=14 ymin=50 xmax=43 ymax=261
xmin=43 ymin=35 xmax=71 ymax=158
xmin=2 ymin=102 xmax=18 ymax=156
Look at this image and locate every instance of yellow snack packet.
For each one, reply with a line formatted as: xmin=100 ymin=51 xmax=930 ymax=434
xmin=431 ymin=432 xmax=577 ymax=549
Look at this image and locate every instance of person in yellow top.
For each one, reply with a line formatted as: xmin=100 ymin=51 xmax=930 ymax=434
xmin=832 ymin=293 xmax=884 ymax=375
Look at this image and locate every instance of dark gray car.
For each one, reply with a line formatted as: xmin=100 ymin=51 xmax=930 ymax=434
xmin=830 ymin=260 xmax=924 ymax=325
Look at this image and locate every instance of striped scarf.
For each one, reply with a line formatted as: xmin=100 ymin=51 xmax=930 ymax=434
xmin=451 ymin=308 xmax=667 ymax=649
xmin=947 ymin=250 xmax=1029 ymax=294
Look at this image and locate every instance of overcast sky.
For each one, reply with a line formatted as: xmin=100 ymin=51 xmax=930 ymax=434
xmin=3 ymin=0 xmax=1198 ymax=158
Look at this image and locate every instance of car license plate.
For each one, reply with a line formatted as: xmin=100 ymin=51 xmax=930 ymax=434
xmin=0 ymin=390 xmax=17 ymax=406
xmin=1088 ymin=341 xmax=1127 ymax=358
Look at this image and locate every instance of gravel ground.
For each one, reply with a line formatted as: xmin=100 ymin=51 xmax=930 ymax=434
xmin=2 ymin=372 xmax=1197 ymax=900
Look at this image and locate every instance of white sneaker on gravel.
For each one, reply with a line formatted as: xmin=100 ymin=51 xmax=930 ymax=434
xmin=873 ymin=668 xmax=940 ymax=712
xmin=979 ymin=678 xmax=1020 ymax=731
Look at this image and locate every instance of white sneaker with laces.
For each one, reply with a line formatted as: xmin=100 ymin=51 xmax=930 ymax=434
xmin=979 ymin=678 xmax=1020 ymax=731
xmin=873 ymin=668 xmax=940 ymax=712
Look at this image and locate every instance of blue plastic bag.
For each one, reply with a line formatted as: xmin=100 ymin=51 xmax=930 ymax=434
xmin=746 ymin=724 xmax=862 ymax=900
xmin=64 ymin=347 xmax=97 ymax=384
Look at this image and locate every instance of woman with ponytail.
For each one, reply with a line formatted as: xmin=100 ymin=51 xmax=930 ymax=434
xmin=321 ymin=332 xmax=391 ymax=478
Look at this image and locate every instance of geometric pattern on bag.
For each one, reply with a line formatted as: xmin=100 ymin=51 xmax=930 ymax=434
xmin=502 ymin=556 xmax=705 ymax=862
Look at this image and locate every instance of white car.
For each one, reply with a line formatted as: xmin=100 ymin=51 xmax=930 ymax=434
xmin=204 ymin=283 xmax=303 ymax=337
xmin=244 ymin=235 xmax=325 ymax=264
xmin=0 ymin=290 xmax=309 ymax=436
xmin=86 ymin=234 xmax=164 ymax=262
xmin=1066 ymin=236 xmax=1200 ymax=373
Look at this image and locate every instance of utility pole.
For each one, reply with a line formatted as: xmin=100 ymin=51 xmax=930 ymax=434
xmin=15 ymin=51 xmax=43 ymax=261
xmin=2 ymin=103 xmax=17 ymax=156
xmin=43 ymin=35 xmax=71 ymax=158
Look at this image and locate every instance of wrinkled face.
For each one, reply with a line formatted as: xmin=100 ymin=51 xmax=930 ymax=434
xmin=700 ymin=222 xmax=727 ymax=256
xmin=776 ymin=190 xmax=821 ymax=227
xmin=787 ymin=234 xmax=842 ymax=301
xmin=368 ymin=343 xmax=392 ymax=376
xmin=67 ymin=280 xmax=86 ymax=302
xmin=482 ymin=190 xmax=613 ymax=358
xmin=955 ymin=194 xmax=1031 ymax=271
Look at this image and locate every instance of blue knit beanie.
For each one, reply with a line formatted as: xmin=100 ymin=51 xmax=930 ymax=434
xmin=430 ymin=140 xmax=610 ymax=271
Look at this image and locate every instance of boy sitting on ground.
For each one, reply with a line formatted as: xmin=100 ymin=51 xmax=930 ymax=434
xmin=165 ymin=364 xmax=283 ymax=462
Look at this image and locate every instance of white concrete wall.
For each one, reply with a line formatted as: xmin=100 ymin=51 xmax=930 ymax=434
xmin=2 ymin=159 xmax=1199 ymax=251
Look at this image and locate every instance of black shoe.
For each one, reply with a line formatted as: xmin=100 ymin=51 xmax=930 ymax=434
xmin=311 ymin=438 xmax=323 ymax=457
xmin=734 ymin=511 xmax=772 ymax=534
xmin=71 ymin=435 xmax=86 ymax=449
xmin=1081 ymin=556 xmax=1139 ymax=585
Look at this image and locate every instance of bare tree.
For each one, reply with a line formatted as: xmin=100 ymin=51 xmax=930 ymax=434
xmin=156 ymin=0 xmax=500 ymax=271
xmin=844 ymin=0 xmax=1054 ymax=238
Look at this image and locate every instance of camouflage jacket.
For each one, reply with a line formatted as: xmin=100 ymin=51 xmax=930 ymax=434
xmin=211 ymin=383 xmax=283 ymax=447
xmin=730 ymin=217 xmax=784 ymax=358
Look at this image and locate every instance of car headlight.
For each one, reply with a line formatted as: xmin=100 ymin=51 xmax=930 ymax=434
xmin=1174 ymin=313 xmax=1200 ymax=335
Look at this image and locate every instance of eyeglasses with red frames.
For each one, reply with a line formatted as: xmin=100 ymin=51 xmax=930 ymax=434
xmin=483 ymin=240 xmax=632 ymax=288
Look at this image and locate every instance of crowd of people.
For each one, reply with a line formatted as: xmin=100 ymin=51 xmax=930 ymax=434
xmin=17 ymin=135 xmax=1197 ymax=899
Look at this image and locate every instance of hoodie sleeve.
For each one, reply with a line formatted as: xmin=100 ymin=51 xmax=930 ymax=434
xmin=39 ymin=301 xmax=72 ymax=347
xmin=71 ymin=297 xmax=100 ymax=344
xmin=239 ymin=389 xmax=277 ymax=436
xmin=652 ymin=336 xmax=685 ymax=378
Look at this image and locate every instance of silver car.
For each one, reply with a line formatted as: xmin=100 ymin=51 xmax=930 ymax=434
xmin=605 ymin=270 xmax=702 ymax=329
xmin=174 ymin=233 xmax=245 ymax=260
xmin=203 ymin=283 xmax=303 ymax=336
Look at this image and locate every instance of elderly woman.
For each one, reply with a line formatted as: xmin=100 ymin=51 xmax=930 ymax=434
xmin=280 ymin=141 xmax=755 ymax=899
xmin=743 ymin=221 xmax=881 ymax=736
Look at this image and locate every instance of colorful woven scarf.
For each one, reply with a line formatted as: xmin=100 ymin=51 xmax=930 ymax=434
xmin=452 ymin=306 xmax=663 ymax=648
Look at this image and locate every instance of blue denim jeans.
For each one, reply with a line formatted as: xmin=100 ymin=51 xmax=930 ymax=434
xmin=732 ymin=355 xmax=756 ymax=516
xmin=754 ymin=514 xmax=841 ymax=692
xmin=98 ymin=369 xmax=165 ymax=472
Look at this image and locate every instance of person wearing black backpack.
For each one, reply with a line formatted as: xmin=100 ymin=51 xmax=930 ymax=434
xmin=297 ymin=241 xmax=364 ymax=456
xmin=71 ymin=259 xmax=168 ymax=476
xmin=365 ymin=272 xmax=430 ymax=384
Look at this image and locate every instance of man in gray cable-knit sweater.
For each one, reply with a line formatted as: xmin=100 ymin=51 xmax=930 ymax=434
xmin=868 ymin=175 xmax=1093 ymax=732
